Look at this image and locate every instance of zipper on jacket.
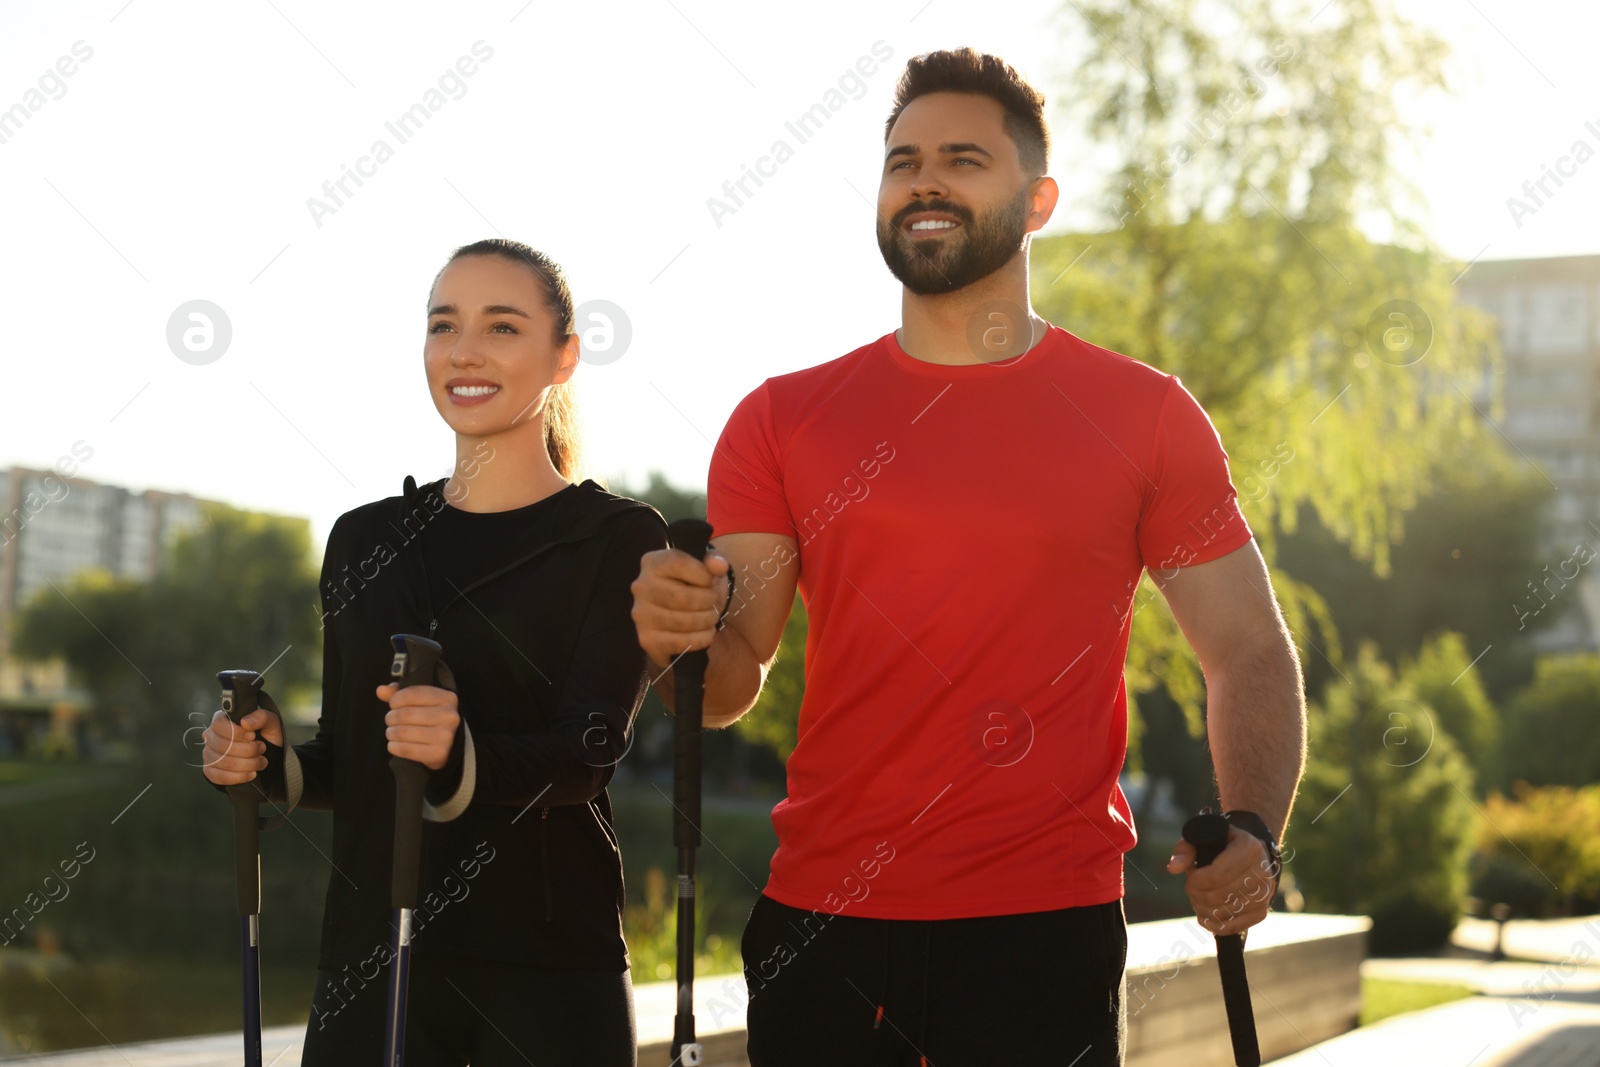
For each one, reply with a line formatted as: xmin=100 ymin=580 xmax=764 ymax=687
xmin=400 ymin=476 xmax=442 ymax=635
xmin=539 ymin=807 xmax=554 ymax=922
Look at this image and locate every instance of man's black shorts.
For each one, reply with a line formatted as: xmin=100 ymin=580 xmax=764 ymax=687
xmin=742 ymin=892 xmax=1127 ymax=1066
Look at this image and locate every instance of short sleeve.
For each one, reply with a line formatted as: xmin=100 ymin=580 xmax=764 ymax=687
xmin=1137 ymin=376 xmax=1254 ymax=575
xmin=708 ymin=381 xmax=796 ymax=538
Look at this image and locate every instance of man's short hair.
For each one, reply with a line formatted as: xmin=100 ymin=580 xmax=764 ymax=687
xmin=883 ymin=48 xmax=1050 ymax=177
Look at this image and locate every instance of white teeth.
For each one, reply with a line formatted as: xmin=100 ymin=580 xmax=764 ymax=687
xmin=451 ymin=385 xmax=499 ymax=397
xmin=910 ymin=220 xmax=957 ymax=231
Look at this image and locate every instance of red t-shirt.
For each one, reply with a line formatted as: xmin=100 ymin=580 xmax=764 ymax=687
xmin=707 ymin=324 xmax=1253 ymax=919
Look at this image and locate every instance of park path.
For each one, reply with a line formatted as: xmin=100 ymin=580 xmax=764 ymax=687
xmin=1269 ymin=916 xmax=1600 ymax=1067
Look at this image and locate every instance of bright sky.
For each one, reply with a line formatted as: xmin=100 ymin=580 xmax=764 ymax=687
xmin=2 ymin=0 xmax=1596 ymax=549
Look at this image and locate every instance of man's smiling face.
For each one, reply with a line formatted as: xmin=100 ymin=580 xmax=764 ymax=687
xmin=876 ymin=91 xmax=1038 ymax=296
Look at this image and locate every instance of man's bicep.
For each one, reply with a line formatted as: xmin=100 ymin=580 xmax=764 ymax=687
xmin=711 ymin=531 xmax=800 ymax=665
xmin=1154 ymin=540 xmax=1285 ymax=672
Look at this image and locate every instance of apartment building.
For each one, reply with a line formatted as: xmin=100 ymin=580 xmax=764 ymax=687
xmin=0 ymin=467 xmax=209 ymax=659
xmin=1458 ymin=254 xmax=1600 ymax=650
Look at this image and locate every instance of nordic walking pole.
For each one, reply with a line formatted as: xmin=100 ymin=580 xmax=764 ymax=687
xmin=383 ymin=634 xmax=447 ymax=1067
xmin=667 ymin=518 xmax=714 ymax=1067
xmin=1182 ymin=811 xmax=1261 ymax=1067
xmin=217 ymin=669 xmax=270 ymax=1067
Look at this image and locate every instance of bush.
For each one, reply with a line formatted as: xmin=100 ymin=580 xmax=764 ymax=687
xmin=1291 ymin=644 xmax=1476 ymax=953
xmin=1501 ymin=655 xmax=1600 ymax=788
xmin=1398 ymin=632 xmax=1499 ymax=786
xmin=1472 ymin=784 xmax=1600 ymax=917
xmin=1470 ymin=852 xmax=1560 ymax=919
xmin=1367 ymin=895 xmax=1460 ymax=956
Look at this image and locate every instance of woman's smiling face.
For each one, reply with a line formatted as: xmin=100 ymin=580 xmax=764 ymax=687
xmin=423 ymin=253 xmax=578 ymax=438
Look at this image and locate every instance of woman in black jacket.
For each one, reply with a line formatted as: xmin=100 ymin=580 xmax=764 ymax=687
xmin=202 ymin=238 xmax=668 ymax=1066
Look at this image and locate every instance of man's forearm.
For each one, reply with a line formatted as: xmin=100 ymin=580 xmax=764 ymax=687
xmin=650 ymin=622 xmax=766 ymax=728
xmin=1205 ymin=631 xmax=1307 ymax=841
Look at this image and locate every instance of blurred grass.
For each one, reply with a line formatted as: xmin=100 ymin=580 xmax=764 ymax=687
xmin=0 ymin=959 xmax=310 ymax=1055
xmin=611 ymin=781 xmax=776 ymax=981
xmin=0 ymin=762 xmax=773 ymax=1052
xmin=0 ymin=761 xmax=99 ymax=787
xmin=1360 ymin=977 xmax=1475 ymax=1026
xmin=621 ymin=865 xmax=743 ymax=981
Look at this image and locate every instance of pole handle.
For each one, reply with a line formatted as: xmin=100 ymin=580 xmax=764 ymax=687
xmin=388 ymin=635 xmax=445 ymax=911
xmin=1182 ymin=810 xmax=1232 ymax=869
xmin=218 ymin=670 xmax=267 ymax=916
xmin=1182 ymin=809 xmax=1261 ymax=1066
xmin=226 ymin=785 xmax=261 ymax=916
xmin=666 ymin=519 xmax=713 ymax=849
xmin=666 ymin=519 xmax=713 ymax=566
xmin=218 ymin=669 xmax=265 ymax=726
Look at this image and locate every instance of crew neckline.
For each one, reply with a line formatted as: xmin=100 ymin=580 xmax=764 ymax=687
xmin=436 ymin=478 xmax=585 ymax=517
xmin=882 ymin=323 xmax=1061 ymax=378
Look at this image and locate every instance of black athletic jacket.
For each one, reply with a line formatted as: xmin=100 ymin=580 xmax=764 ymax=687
xmin=256 ymin=475 xmax=668 ymax=972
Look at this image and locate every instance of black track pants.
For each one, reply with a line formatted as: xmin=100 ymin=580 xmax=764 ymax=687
xmin=742 ymin=893 xmax=1127 ymax=1066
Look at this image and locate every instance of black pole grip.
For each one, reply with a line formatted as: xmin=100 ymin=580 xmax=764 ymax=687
xmin=666 ymin=519 xmax=713 ymax=568
xmin=218 ymin=670 xmax=266 ymax=918
xmin=227 ymin=791 xmax=261 ymax=917
xmin=1182 ymin=810 xmax=1261 ymax=1067
xmin=389 ymin=635 xmax=443 ymax=912
xmin=1183 ymin=810 xmax=1231 ymax=868
xmin=666 ymin=519 xmax=713 ymax=850
xmin=219 ymin=670 xmax=265 ymax=727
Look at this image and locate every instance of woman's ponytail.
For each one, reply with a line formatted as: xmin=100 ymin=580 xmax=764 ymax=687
xmin=542 ymin=378 xmax=582 ymax=482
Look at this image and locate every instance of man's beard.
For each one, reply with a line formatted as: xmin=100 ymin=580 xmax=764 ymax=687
xmin=876 ymin=187 xmax=1030 ymax=296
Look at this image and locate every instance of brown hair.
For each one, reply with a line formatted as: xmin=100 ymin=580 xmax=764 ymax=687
xmin=433 ymin=238 xmax=583 ymax=481
xmin=884 ymin=48 xmax=1050 ymax=177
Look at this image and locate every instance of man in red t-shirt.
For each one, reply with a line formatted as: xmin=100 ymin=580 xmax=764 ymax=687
xmin=633 ymin=48 xmax=1306 ymax=1067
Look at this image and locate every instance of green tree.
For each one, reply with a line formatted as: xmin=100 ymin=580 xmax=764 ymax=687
xmin=1045 ymin=0 xmax=1500 ymax=749
xmin=8 ymin=570 xmax=152 ymax=745
xmin=1292 ymin=644 xmax=1476 ymax=952
xmin=1275 ymin=456 xmax=1554 ymax=703
xmin=1397 ymin=632 xmax=1500 ymax=788
xmin=1501 ymin=654 xmax=1600 ymax=789
xmin=612 ymin=471 xmax=707 ymax=526
xmin=12 ymin=505 xmax=321 ymax=759
xmin=152 ymin=506 xmax=321 ymax=696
